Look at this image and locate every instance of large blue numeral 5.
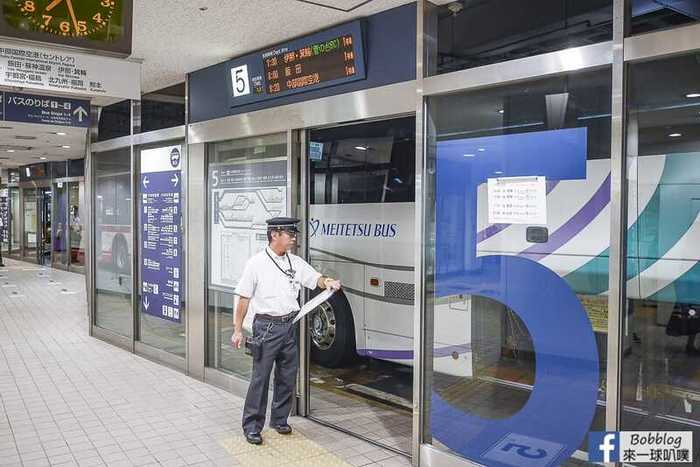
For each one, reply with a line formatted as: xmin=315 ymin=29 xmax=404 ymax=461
xmin=432 ymin=128 xmax=599 ymax=467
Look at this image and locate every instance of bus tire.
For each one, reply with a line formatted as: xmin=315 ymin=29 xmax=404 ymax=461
xmin=112 ymin=235 xmax=129 ymax=273
xmin=309 ymin=290 xmax=356 ymax=368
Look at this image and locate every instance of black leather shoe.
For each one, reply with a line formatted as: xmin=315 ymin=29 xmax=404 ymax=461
xmin=273 ymin=424 xmax=292 ymax=435
xmin=245 ymin=432 xmax=263 ymax=445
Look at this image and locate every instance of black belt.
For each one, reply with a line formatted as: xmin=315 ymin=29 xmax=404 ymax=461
xmin=255 ymin=311 xmax=298 ymax=323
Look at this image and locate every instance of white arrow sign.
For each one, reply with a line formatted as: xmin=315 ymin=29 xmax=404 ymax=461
xmin=142 ymin=176 xmax=149 ymax=189
xmin=143 ymin=295 xmax=150 ymax=311
xmin=171 ymin=173 xmax=179 ymax=187
xmin=73 ymin=106 xmax=88 ymax=123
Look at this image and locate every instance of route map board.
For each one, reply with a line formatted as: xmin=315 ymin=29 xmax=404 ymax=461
xmin=209 ymin=159 xmax=287 ymax=291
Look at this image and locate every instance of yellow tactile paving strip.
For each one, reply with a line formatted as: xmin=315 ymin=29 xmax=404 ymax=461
xmin=219 ymin=430 xmax=351 ymax=466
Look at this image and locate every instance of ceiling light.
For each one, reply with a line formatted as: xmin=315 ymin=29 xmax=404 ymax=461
xmin=54 ymin=132 xmax=66 ymax=136
xmin=498 ymin=109 xmax=505 ymax=114
xmin=478 ymin=148 xmax=486 ymax=152
xmin=494 ymin=170 xmax=503 ymax=175
xmin=686 ymin=93 xmax=700 ymax=98
xmin=6 ymin=150 xmax=14 ymax=153
xmin=463 ymin=154 xmax=475 ymax=157
xmin=61 ymin=145 xmax=71 ymax=149
xmin=39 ymin=157 xmax=47 ymax=160
xmin=354 ymin=146 xmax=368 ymax=151
xmin=669 ymin=133 xmax=682 ymax=138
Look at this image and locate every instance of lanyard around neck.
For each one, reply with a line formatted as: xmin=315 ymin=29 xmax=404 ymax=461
xmin=265 ymin=249 xmax=294 ymax=279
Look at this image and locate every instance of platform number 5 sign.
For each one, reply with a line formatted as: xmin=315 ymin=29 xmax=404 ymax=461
xmin=230 ymin=65 xmax=251 ymax=97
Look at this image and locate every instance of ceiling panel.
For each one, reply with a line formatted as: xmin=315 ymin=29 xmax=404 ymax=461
xmin=0 ymin=121 xmax=86 ymax=167
xmin=131 ymin=0 xmax=415 ymax=93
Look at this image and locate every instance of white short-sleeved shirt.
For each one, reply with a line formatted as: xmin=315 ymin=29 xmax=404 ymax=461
xmin=235 ymin=246 xmax=322 ymax=318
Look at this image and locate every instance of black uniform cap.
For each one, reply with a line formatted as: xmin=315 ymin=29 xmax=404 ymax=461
xmin=266 ymin=217 xmax=300 ymax=233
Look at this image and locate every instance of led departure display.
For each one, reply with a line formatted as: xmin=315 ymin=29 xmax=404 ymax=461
xmin=227 ymin=20 xmax=366 ymax=107
xmin=263 ymin=34 xmax=357 ymax=95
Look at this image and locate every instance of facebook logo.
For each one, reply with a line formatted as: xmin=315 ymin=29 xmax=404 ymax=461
xmin=589 ymin=432 xmax=620 ymax=462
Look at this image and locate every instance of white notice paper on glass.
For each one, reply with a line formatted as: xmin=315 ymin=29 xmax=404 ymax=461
xmin=294 ymin=289 xmax=336 ymax=323
xmin=487 ymin=176 xmax=547 ymax=225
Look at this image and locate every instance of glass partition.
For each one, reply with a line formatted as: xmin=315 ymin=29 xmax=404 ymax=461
xmin=23 ymin=188 xmax=37 ymax=261
xmin=141 ymin=83 xmax=185 ymax=133
xmin=307 ymin=117 xmax=416 ymax=453
xmin=94 ymin=148 xmax=133 ymax=337
xmin=10 ymin=187 xmax=19 ymax=254
xmin=207 ymin=133 xmax=288 ymax=380
xmin=69 ymin=182 xmax=86 ymax=271
xmin=622 ymin=54 xmax=700 ymax=458
xmin=629 ymin=0 xmax=699 ymax=35
xmin=53 ymin=182 xmax=68 ymax=268
xmin=424 ymin=67 xmax=611 ymax=465
xmin=428 ymin=0 xmax=612 ymax=76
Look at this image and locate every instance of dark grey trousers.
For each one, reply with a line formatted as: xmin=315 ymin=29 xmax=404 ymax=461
xmin=242 ymin=317 xmax=298 ymax=434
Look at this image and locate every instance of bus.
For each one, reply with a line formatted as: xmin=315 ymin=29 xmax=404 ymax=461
xmin=307 ymin=120 xmax=700 ymax=380
xmin=95 ymin=171 xmax=132 ymax=274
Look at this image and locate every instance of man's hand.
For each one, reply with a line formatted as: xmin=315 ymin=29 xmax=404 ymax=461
xmin=231 ymin=330 xmax=244 ymax=349
xmin=324 ymin=278 xmax=341 ymax=291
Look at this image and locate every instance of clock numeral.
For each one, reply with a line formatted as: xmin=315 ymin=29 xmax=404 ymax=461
xmin=42 ymin=14 xmax=51 ymax=26
xmin=100 ymin=0 xmax=111 ymax=7
xmin=59 ymin=21 xmax=70 ymax=33
xmin=22 ymin=0 xmax=35 ymax=13
xmin=77 ymin=20 xmax=87 ymax=33
xmin=93 ymin=13 xmax=103 ymax=24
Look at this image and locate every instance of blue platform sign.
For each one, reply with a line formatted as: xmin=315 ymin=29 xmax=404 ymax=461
xmin=140 ymin=145 xmax=183 ymax=323
xmin=3 ymin=91 xmax=90 ymax=127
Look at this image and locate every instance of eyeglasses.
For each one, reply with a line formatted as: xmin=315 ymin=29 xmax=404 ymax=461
xmin=282 ymin=230 xmax=298 ymax=238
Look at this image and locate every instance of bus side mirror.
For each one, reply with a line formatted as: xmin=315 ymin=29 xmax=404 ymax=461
xmin=526 ymin=226 xmax=548 ymax=243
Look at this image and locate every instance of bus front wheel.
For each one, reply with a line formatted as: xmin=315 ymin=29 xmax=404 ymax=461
xmin=309 ymin=291 xmax=356 ymax=368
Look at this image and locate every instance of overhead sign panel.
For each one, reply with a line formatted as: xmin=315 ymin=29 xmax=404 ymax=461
xmin=4 ymin=92 xmax=90 ymax=127
xmin=0 ymin=41 xmax=140 ymax=100
xmin=227 ymin=20 xmax=366 ymax=107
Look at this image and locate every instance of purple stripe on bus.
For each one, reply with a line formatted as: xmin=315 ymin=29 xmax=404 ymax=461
xmin=519 ymin=174 xmax=611 ymax=261
xmin=357 ymin=343 xmax=471 ymax=360
xmin=476 ymin=180 xmax=559 ymax=243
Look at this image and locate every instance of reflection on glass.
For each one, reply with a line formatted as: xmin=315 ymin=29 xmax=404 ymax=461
xmin=431 ymin=0 xmax=612 ymax=75
xmin=23 ymin=189 xmax=37 ymax=259
xmin=10 ymin=188 xmax=19 ymax=253
xmin=308 ymin=118 xmax=415 ymax=453
xmin=629 ymin=0 xmax=699 ymax=35
xmin=426 ymin=68 xmax=611 ymax=465
xmin=206 ymin=133 xmax=287 ymax=380
xmin=98 ymin=100 xmax=131 ymax=142
xmin=138 ymin=144 xmax=186 ymax=357
xmin=140 ymin=83 xmax=185 ymax=133
xmin=622 ymin=54 xmax=700 ymax=460
xmin=39 ymin=188 xmax=52 ymax=266
xmin=69 ymin=182 xmax=85 ymax=269
xmin=53 ymin=183 xmax=68 ymax=267
xmin=94 ymin=149 xmax=132 ymax=337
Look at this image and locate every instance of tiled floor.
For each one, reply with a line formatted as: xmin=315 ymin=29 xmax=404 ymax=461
xmin=0 ymin=259 xmax=411 ymax=467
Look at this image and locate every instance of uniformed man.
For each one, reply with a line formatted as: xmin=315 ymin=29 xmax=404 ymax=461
xmin=231 ymin=216 xmax=341 ymax=445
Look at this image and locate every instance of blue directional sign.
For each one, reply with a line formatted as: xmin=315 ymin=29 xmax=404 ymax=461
xmin=140 ymin=145 xmax=183 ymax=323
xmin=3 ymin=92 xmax=90 ymax=127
